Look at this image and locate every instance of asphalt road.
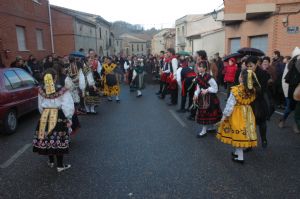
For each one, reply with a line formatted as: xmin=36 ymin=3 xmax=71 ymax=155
xmin=0 ymin=82 xmax=300 ymax=199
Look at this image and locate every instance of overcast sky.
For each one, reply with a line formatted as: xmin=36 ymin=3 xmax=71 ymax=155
xmin=49 ymin=0 xmax=224 ymax=29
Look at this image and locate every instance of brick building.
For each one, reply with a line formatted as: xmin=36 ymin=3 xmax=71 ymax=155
xmin=224 ymin=0 xmax=300 ymax=57
xmin=0 ymin=0 xmax=52 ymax=67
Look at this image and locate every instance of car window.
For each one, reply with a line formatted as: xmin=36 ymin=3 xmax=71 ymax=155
xmin=4 ymin=75 xmax=13 ymax=90
xmin=4 ymin=70 xmax=22 ymax=89
xmin=15 ymin=69 xmax=36 ymax=86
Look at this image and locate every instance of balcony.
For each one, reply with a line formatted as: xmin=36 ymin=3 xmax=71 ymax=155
xmin=246 ymin=3 xmax=276 ymax=20
xmin=222 ymin=13 xmax=245 ymax=25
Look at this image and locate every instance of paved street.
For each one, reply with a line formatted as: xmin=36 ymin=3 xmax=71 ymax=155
xmin=0 ymin=82 xmax=300 ymax=199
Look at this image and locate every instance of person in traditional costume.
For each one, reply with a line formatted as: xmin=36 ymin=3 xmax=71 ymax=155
xmin=165 ymin=48 xmax=179 ymax=105
xmin=79 ymin=57 xmax=100 ymax=114
xmin=156 ymin=51 xmax=166 ymax=95
xmin=131 ymin=58 xmax=144 ymax=97
xmin=217 ymin=69 xmax=260 ymax=163
xmin=247 ymin=56 xmax=272 ymax=148
xmin=102 ymin=57 xmax=121 ymax=102
xmin=33 ymin=68 xmax=74 ymax=172
xmin=193 ymin=60 xmax=222 ymax=138
xmin=176 ymin=56 xmax=197 ymax=112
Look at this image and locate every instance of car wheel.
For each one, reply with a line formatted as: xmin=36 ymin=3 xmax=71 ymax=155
xmin=3 ymin=109 xmax=18 ymax=135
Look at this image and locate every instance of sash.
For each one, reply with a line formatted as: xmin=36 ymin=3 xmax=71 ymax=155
xmin=38 ymin=108 xmax=58 ymax=139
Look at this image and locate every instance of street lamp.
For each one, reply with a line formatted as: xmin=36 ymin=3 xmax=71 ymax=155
xmin=211 ymin=9 xmax=218 ymax=21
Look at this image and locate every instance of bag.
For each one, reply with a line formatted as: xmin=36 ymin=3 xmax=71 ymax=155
xmin=293 ymin=83 xmax=300 ymax=101
xmin=106 ymin=74 xmax=117 ymax=86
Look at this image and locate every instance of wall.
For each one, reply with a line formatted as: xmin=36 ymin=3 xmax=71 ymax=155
xmin=74 ymin=19 xmax=97 ymax=55
xmin=0 ymin=0 xmax=51 ymax=66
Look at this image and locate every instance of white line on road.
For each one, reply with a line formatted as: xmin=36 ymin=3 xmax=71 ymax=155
xmin=0 ymin=143 xmax=31 ymax=169
xmin=169 ymin=109 xmax=186 ymax=128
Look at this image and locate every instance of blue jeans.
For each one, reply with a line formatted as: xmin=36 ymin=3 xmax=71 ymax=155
xmin=283 ymin=97 xmax=296 ymax=120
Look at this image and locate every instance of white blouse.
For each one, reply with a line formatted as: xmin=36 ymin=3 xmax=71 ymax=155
xmin=194 ymin=74 xmax=218 ymax=96
xmin=223 ymin=92 xmax=237 ymax=117
xmin=38 ymin=90 xmax=75 ymax=120
xmin=79 ymin=68 xmax=95 ymax=92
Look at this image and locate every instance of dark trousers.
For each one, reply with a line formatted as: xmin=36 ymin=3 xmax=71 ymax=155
xmin=169 ymin=88 xmax=178 ymax=104
xmin=180 ymin=87 xmax=195 ymax=110
xmin=160 ymin=82 xmax=168 ymax=99
xmin=257 ymin=121 xmax=267 ymax=143
xmin=49 ymin=155 xmax=64 ymax=167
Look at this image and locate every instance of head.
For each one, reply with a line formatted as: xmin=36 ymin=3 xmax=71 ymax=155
xmin=262 ymin=56 xmax=271 ymax=70
xmin=273 ymin=50 xmax=280 ymax=59
xmin=197 ymin=60 xmax=208 ymax=74
xmin=228 ymin=58 xmax=236 ymax=66
xmin=239 ymin=69 xmax=260 ymax=95
xmin=246 ymin=56 xmax=259 ymax=71
xmin=214 ymin=52 xmax=220 ymax=59
xmin=89 ymin=49 xmax=95 ymax=57
xmin=15 ymin=56 xmax=24 ymax=66
xmin=283 ymin=56 xmax=291 ymax=64
xmin=196 ymin=50 xmax=207 ymax=62
xmin=167 ymin=48 xmax=175 ymax=56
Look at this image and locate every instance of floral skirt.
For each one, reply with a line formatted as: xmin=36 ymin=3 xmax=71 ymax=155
xmin=33 ymin=109 xmax=70 ymax=155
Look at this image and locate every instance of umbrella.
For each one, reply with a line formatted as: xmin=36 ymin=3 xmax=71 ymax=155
xmin=177 ymin=50 xmax=190 ymax=56
xmin=237 ymin=47 xmax=265 ymax=56
xmin=223 ymin=52 xmax=243 ymax=62
xmin=70 ymin=51 xmax=85 ymax=58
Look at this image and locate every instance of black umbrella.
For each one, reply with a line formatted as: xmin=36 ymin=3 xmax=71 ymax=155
xmin=237 ymin=47 xmax=265 ymax=56
xmin=70 ymin=51 xmax=85 ymax=58
xmin=223 ymin=53 xmax=243 ymax=62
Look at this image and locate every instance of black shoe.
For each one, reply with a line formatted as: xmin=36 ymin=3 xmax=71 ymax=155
xmin=262 ymin=140 xmax=268 ymax=148
xmin=231 ymin=152 xmax=238 ymax=157
xmin=176 ymin=109 xmax=186 ymax=113
xmin=116 ymin=99 xmax=120 ymax=103
xmin=156 ymin=92 xmax=161 ymax=95
xmin=196 ymin=132 xmax=207 ymax=138
xmin=158 ymin=95 xmax=165 ymax=99
xmin=90 ymin=111 xmax=97 ymax=115
xmin=137 ymin=94 xmax=142 ymax=98
xmin=232 ymin=157 xmax=244 ymax=164
xmin=167 ymin=102 xmax=176 ymax=106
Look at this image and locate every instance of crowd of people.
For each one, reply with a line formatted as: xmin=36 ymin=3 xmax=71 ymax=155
xmin=154 ymin=47 xmax=300 ymax=163
xmin=5 ymin=45 xmax=300 ymax=170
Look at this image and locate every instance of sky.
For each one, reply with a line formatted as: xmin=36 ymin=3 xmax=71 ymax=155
xmin=49 ymin=0 xmax=224 ymax=29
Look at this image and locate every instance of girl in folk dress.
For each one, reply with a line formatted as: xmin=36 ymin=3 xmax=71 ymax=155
xmin=193 ymin=61 xmax=222 ymax=137
xmin=217 ymin=69 xmax=261 ymax=163
xmin=33 ymin=68 xmax=74 ymax=172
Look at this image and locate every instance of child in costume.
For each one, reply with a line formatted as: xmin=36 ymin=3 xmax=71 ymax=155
xmin=130 ymin=58 xmax=144 ymax=97
xmin=217 ymin=69 xmax=260 ymax=163
xmin=33 ymin=68 xmax=74 ymax=172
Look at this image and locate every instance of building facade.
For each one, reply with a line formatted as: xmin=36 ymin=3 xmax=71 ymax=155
xmin=186 ymin=9 xmax=225 ymax=58
xmin=224 ymin=0 xmax=300 ymax=56
xmin=51 ymin=5 xmax=111 ymax=57
xmin=0 ymin=0 xmax=52 ymax=67
xmin=152 ymin=28 xmax=175 ymax=55
xmin=119 ymin=33 xmax=151 ymax=56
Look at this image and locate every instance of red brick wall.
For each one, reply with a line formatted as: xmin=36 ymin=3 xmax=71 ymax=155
xmin=224 ymin=0 xmax=300 ymax=57
xmin=51 ymin=9 xmax=75 ymax=57
xmin=0 ymin=0 xmax=52 ymax=67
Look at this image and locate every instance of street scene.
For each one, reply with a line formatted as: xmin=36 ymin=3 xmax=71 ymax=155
xmin=1 ymin=0 xmax=300 ymax=198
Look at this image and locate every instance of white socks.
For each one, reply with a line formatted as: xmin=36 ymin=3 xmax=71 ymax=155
xmin=199 ymin=125 xmax=207 ymax=136
xmin=137 ymin=90 xmax=142 ymax=96
xmin=235 ymin=148 xmax=244 ymax=160
xmin=85 ymin=105 xmax=90 ymax=112
xmin=90 ymin=105 xmax=95 ymax=113
xmin=116 ymin=96 xmax=120 ymax=101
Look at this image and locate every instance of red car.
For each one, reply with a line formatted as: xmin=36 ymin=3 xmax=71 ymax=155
xmin=0 ymin=67 xmax=39 ymax=134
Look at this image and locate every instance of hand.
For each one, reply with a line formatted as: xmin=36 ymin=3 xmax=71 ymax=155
xmin=221 ymin=116 xmax=227 ymax=122
xmin=201 ymin=89 xmax=208 ymax=95
xmin=67 ymin=120 xmax=72 ymax=128
xmin=193 ymin=95 xmax=198 ymax=102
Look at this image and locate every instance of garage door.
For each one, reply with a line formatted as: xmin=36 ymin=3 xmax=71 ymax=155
xmin=250 ymin=35 xmax=268 ymax=54
xmin=230 ymin=38 xmax=241 ymax=53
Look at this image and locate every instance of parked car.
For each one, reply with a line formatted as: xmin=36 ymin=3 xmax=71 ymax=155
xmin=0 ymin=67 xmax=39 ymax=134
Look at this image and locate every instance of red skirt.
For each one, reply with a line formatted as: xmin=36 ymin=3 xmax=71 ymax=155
xmin=196 ymin=93 xmax=222 ymax=125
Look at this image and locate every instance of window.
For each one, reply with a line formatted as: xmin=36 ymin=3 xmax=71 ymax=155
xmin=132 ymin=44 xmax=134 ymax=52
xmin=15 ymin=69 xmax=35 ymax=86
xmin=142 ymin=44 xmax=143 ymax=51
xmin=16 ymin=26 xmax=27 ymax=51
xmin=116 ymin=41 xmax=119 ymax=46
xmin=4 ymin=70 xmax=22 ymax=89
xmin=229 ymin=38 xmax=241 ymax=53
xmin=250 ymin=35 xmax=268 ymax=54
xmin=99 ymin=28 xmax=102 ymax=39
xmin=4 ymin=76 xmax=12 ymax=90
xmin=137 ymin=44 xmax=139 ymax=51
xmin=182 ymin=26 xmax=185 ymax=35
xmin=177 ymin=27 xmax=180 ymax=33
xmin=36 ymin=29 xmax=44 ymax=50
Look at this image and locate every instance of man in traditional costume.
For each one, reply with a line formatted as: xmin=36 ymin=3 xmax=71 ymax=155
xmin=102 ymin=57 xmax=121 ymax=102
xmin=33 ymin=68 xmax=74 ymax=172
xmin=217 ymin=69 xmax=260 ymax=163
xmin=79 ymin=57 xmax=100 ymax=114
xmin=165 ymin=48 xmax=179 ymax=105
xmin=131 ymin=58 xmax=144 ymax=97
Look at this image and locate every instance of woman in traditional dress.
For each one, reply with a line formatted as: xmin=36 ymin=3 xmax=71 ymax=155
xmin=193 ymin=60 xmax=222 ymax=137
xmin=79 ymin=57 xmax=100 ymax=114
xmin=102 ymin=57 xmax=121 ymax=102
xmin=33 ymin=68 xmax=74 ymax=172
xmin=217 ymin=69 xmax=260 ymax=163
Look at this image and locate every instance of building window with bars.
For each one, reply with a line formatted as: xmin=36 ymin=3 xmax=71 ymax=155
xmin=36 ymin=29 xmax=44 ymax=50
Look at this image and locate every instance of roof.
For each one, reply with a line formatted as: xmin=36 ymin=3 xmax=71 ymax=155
xmin=119 ymin=33 xmax=147 ymax=43
xmin=186 ymin=28 xmax=224 ymax=38
xmin=50 ymin=5 xmax=111 ymax=27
